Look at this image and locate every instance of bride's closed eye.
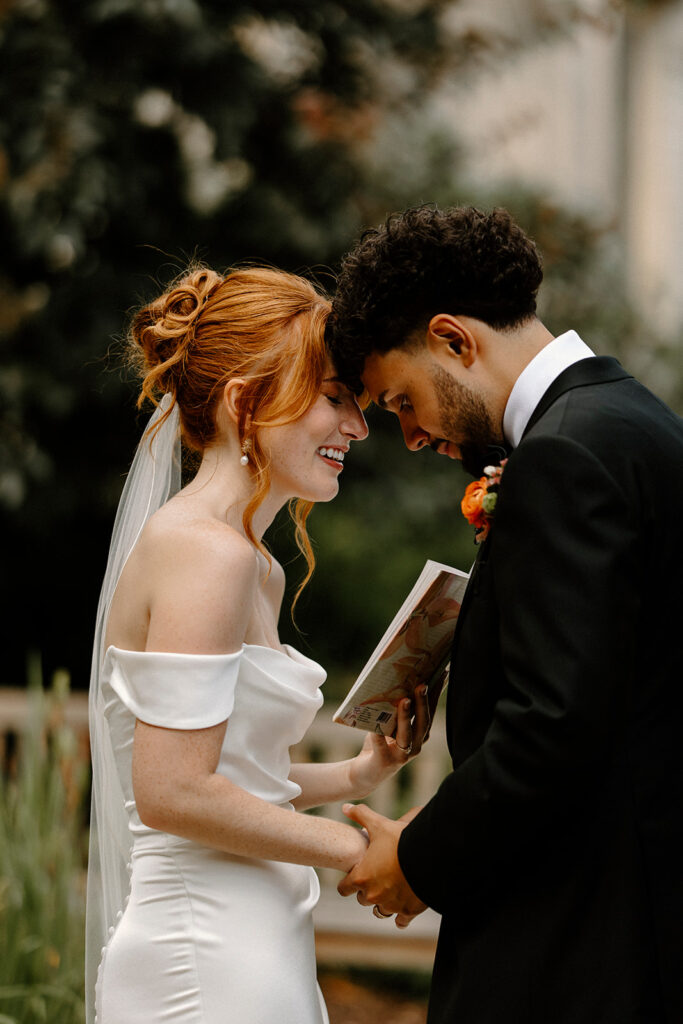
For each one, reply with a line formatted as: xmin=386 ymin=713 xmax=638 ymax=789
xmin=324 ymin=386 xmax=358 ymax=408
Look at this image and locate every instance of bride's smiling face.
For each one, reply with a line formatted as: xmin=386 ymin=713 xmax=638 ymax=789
xmin=259 ymin=361 xmax=369 ymax=503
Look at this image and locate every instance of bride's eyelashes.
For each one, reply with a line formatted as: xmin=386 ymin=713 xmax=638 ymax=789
xmin=325 ymin=389 xmax=357 ymax=408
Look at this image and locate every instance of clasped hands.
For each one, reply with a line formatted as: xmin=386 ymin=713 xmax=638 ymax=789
xmin=338 ymin=687 xmax=430 ymax=928
xmin=337 ymin=803 xmax=427 ymax=927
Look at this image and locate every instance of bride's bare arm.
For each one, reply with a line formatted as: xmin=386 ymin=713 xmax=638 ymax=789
xmin=132 ymin=719 xmax=367 ymax=871
xmin=129 ymin=517 xmax=367 ymax=871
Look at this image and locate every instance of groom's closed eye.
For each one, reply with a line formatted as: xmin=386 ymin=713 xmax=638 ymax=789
xmin=375 ymin=390 xmax=410 ymax=413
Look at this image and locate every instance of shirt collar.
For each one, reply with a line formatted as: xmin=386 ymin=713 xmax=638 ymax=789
xmin=503 ymin=330 xmax=595 ymax=448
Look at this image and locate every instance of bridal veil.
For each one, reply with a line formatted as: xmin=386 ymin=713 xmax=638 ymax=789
xmin=85 ymin=395 xmax=180 ymax=1024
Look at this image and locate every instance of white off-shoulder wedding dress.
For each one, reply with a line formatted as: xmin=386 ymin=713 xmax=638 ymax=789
xmin=95 ymin=642 xmax=329 ymax=1024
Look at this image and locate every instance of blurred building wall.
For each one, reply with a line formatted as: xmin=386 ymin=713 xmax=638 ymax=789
xmin=440 ymin=0 xmax=683 ymax=332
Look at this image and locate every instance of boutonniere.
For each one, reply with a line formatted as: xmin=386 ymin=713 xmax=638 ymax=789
xmin=461 ymin=460 xmax=507 ymax=544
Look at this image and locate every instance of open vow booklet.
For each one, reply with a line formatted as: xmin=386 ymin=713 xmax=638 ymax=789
xmin=333 ymin=560 xmax=470 ymax=735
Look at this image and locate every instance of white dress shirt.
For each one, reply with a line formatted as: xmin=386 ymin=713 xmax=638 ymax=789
xmin=503 ymin=330 xmax=595 ymax=449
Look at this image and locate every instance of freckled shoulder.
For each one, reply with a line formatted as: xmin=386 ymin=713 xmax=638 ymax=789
xmin=140 ymin=509 xmax=259 ymax=581
xmin=136 ymin=511 xmax=261 ymax=653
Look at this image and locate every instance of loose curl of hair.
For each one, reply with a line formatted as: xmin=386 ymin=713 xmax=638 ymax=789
xmin=128 ymin=264 xmax=331 ymax=606
xmin=327 ymin=204 xmax=544 ymax=392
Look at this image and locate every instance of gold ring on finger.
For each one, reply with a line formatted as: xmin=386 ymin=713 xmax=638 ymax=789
xmin=373 ymin=905 xmax=393 ymax=919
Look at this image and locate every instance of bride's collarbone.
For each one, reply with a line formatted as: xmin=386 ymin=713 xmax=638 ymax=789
xmin=242 ymin=617 xmax=288 ymax=655
xmin=243 ymin=587 xmax=287 ymax=652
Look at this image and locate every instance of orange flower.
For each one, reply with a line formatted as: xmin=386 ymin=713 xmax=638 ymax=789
xmin=461 ymin=477 xmax=488 ymax=528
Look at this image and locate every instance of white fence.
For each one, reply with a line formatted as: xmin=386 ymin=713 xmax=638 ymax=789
xmin=0 ymin=690 xmax=446 ymax=966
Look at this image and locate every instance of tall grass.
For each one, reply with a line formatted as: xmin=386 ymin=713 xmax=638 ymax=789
xmin=0 ymin=657 xmax=88 ymax=1024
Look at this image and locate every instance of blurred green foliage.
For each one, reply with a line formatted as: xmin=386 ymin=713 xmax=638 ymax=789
xmin=0 ymin=657 xmax=88 ymax=1023
xmin=0 ymin=0 xmax=467 ymax=686
xmin=1 ymin=1 xmax=681 ymax=694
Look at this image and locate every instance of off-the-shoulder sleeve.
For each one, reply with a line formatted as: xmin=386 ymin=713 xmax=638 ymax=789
xmin=104 ymin=646 xmax=242 ymax=729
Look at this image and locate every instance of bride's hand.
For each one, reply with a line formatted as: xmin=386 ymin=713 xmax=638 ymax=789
xmin=340 ymin=817 xmax=370 ymax=872
xmin=347 ymin=686 xmax=430 ymax=796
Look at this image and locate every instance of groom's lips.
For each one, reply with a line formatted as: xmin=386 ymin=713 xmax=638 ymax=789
xmin=436 ymin=441 xmax=460 ymax=460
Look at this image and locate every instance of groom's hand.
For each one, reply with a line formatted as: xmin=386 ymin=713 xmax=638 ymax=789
xmin=337 ymin=803 xmax=427 ymax=924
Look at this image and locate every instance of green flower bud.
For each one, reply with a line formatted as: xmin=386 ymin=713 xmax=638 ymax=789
xmin=482 ymin=492 xmax=497 ymax=515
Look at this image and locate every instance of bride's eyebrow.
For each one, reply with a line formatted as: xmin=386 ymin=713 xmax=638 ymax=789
xmin=323 ymin=375 xmax=365 ymax=400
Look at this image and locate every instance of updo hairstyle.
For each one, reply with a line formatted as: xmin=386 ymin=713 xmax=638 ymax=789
xmin=128 ymin=265 xmax=331 ymax=595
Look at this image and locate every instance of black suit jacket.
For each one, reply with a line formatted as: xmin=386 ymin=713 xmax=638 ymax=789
xmin=398 ymin=358 xmax=683 ymax=1024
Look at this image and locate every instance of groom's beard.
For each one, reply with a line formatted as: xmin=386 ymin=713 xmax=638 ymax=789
xmin=431 ymin=364 xmax=500 ymax=478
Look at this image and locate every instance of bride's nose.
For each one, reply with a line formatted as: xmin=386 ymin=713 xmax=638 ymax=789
xmin=342 ymin=402 xmax=369 ymax=441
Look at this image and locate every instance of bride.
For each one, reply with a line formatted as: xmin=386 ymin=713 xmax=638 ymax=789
xmin=86 ymin=265 xmax=429 ymax=1024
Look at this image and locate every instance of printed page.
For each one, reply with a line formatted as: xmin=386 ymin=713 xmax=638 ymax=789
xmin=334 ymin=561 xmax=469 ymax=734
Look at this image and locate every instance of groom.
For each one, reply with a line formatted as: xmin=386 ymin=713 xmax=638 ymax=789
xmin=328 ymin=205 xmax=683 ymax=1024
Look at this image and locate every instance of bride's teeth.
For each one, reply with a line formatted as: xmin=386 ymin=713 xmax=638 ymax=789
xmin=318 ymin=446 xmax=344 ymax=462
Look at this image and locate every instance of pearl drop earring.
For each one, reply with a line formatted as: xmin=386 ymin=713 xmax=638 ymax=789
xmin=240 ymin=438 xmax=252 ymax=467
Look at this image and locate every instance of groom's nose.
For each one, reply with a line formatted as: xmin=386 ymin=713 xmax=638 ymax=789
xmin=399 ymin=412 xmax=430 ymax=452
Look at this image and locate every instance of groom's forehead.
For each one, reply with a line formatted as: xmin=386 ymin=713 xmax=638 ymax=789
xmin=357 ymin=323 xmax=428 ymax=392
xmin=361 ymin=347 xmax=416 ymax=406
xmin=360 ymin=351 xmax=390 ymax=403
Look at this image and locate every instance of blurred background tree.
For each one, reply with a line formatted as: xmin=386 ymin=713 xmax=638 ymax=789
xmin=1 ymin=0 xmax=681 ymax=694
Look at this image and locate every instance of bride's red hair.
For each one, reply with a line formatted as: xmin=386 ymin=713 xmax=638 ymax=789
xmin=128 ymin=264 xmax=331 ymax=601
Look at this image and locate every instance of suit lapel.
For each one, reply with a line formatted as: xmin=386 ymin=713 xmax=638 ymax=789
xmin=446 ymin=535 xmax=491 ymax=742
xmin=522 ymin=356 xmax=631 ymax=440
xmin=447 ymin=357 xmax=631 ymax=714
xmin=451 ymin=539 xmax=488 ymax=646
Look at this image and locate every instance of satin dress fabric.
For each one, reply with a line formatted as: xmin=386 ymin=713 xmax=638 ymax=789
xmin=95 ymin=643 xmax=329 ymax=1024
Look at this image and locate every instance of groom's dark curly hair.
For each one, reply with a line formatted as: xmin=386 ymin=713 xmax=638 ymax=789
xmin=327 ymin=204 xmax=543 ymax=392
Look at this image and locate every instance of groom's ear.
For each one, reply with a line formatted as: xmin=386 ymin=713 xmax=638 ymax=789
xmin=426 ymin=314 xmax=477 ymax=369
